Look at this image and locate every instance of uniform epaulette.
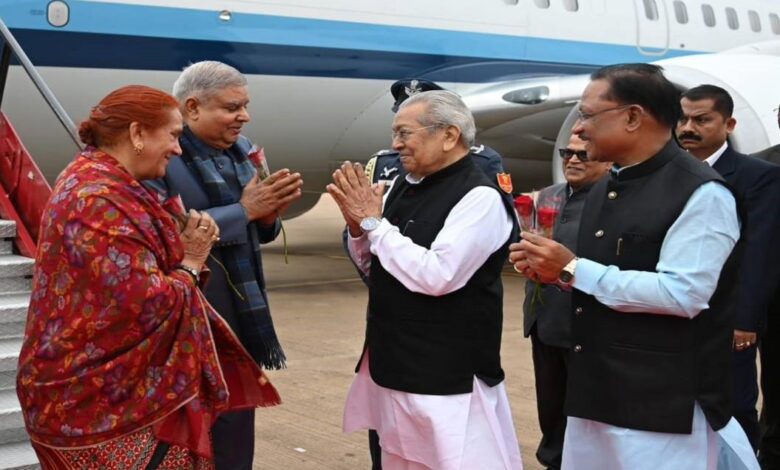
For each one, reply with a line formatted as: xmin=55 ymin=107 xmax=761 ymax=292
xmin=364 ymin=155 xmax=378 ymax=182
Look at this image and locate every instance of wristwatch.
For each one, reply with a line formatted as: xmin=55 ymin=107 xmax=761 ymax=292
xmin=359 ymin=216 xmax=382 ymax=232
xmin=177 ymin=264 xmax=200 ymax=284
xmin=558 ymin=257 xmax=578 ymax=288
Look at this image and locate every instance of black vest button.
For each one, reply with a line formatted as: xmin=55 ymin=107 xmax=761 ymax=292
xmin=595 ymin=229 xmax=605 ymax=238
xmin=608 ymin=191 xmax=617 ymax=200
xmin=560 ymin=216 xmax=568 ymax=224
xmin=575 ymin=307 xmax=583 ymax=315
xmin=573 ymin=344 xmax=582 ymax=352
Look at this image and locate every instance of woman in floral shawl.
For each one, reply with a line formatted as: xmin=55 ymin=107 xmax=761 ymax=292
xmin=16 ymin=85 xmax=280 ymax=469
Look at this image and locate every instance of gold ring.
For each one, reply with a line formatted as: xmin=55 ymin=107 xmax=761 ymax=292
xmin=513 ymin=265 xmax=522 ymax=274
xmin=198 ymin=226 xmax=208 ymax=230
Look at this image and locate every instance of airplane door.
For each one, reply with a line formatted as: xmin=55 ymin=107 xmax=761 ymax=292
xmin=633 ymin=0 xmax=669 ymax=55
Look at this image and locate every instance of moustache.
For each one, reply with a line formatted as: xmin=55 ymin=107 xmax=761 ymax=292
xmin=678 ymin=133 xmax=702 ymax=142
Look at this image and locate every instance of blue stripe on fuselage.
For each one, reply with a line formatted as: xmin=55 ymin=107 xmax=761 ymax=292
xmin=4 ymin=1 xmax=699 ymax=81
xmin=10 ymin=28 xmax=602 ymax=81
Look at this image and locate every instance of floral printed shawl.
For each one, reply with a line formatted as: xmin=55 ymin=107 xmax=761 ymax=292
xmin=16 ymin=148 xmax=280 ymax=458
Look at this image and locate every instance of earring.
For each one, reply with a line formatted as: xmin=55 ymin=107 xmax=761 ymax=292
xmin=134 ymin=143 xmax=144 ymax=155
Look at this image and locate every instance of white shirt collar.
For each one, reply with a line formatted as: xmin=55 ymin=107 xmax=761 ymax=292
xmin=703 ymin=142 xmax=729 ymax=167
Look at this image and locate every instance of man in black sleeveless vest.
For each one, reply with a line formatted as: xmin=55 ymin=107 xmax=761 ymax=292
xmin=510 ymin=64 xmax=759 ymax=469
xmin=327 ymin=90 xmax=522 ymax=468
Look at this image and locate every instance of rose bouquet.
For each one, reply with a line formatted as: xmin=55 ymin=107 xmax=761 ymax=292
xmin=247 ymin=145 xmax=290 ymax=264
xmin=513 ymin=192 xmax=563 ymax=312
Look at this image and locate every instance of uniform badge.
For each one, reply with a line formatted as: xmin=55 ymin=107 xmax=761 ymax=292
xmin=496 ymin=173 xmax=513 ymax=194
xmin=380 ymin=166 xmax=398 ymax=179
xmin=405 ymin=79 xmax=422 ymax=97
xmin=470 ymin=144 xmax=485 ymax=154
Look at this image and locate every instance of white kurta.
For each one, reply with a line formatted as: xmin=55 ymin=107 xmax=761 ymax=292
xmin=344 ymin=176 xmax=522 ymax=469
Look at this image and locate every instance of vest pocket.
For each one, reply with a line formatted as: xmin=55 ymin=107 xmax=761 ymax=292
xmin=617 ymin=232 xmax=662 ymax=270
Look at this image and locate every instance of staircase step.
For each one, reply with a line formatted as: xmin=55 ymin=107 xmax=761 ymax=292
xmin=0 ymin=337 xmax=22 ymax=375
xmin=0 ymin=220 xmax=16 ymax=239
xmin=0 ymin=239 xmax=12 ymax=255
xmin=0 ymin=294 xmax=30 ymax=340
xmin=0 ymin=370 xmax=15 ymax=392
xmin=0 ymin=277 xmax=31 ymax=295
xmin=0 ymin=388 xmax=26 ymax=445
xmin=0 ymin=256 xmax=33 ymax=279
xmin=0 ymin=440 xmax=39 ymax=469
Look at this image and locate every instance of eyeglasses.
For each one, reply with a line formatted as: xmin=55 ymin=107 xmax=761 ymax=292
xmin=558 ymin=148 xmax=589 ymax=161
xmin=576 ymin=104 xmax=634 ymax=122
xmin=391 ymin=125 xmax=441 ymax=142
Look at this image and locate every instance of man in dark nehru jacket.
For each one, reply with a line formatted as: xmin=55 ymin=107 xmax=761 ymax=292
xmin=510 ymin=63 xmax=759 ymax=469
xmin=750 ymin=104 xmax=780 ymax=469
xmin=676 ymin=84 xmax=780 ymax=456
xmin=330 ymin=90 xmax=522 ymax=469
xmin=345 ymin=78 xmax=513 ymax=469
xmin=523 ymin=133 xmax=610 ymax=470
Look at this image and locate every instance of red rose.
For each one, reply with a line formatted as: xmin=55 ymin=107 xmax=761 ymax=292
xmin=537 ymin=206 xmax=559 ymax=229
xmin=514 ymin=195 xmax=534 ymax=217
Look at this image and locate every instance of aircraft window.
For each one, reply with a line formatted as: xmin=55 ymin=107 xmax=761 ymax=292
xmin=562 ymin=0 xmax=578 ymax=12
xmin=642 ymin=0 xmax=659 ymax=20
xmin=533 ymin=0 xmax=550 ymax=8
xmin=702 ymin=4 xmax=716 ymax=27
xmin=771 ymin=14 xmax=780 ymax=34
xmin=673 ymin=1 xmax=688 ymax=24
xmin=725 ymin=7 xmax=739 ymax=30
xmin=748 ymin=10 xmax=761 ymax=32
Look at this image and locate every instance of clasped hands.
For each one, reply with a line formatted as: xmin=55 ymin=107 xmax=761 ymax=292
xmin=508 ymin=232 xmax=576 ymax=283
xmin=180 ymin=209 xmax=219 ymax=267
xmin=240 ymin=168 xmax=303 ymax=225
xmin=326 ymin=161 xmax=384 ymax=236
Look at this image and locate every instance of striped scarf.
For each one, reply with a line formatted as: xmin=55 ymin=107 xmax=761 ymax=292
xmin=179 ymin=128 xmax=286 ymax=370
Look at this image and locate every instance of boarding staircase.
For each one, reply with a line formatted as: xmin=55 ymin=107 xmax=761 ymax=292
xmin=0 ymin=220 xmax=36 ymax=470
xmin=0 ymin=17 xmax=81 ymax=470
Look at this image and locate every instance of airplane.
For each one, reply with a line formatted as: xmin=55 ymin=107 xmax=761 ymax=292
xmin=2 ymin=0 xmax=780 ymax=216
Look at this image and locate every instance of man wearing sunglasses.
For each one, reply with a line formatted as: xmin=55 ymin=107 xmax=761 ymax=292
xmin=523 ymin=134 xmax=610 ymax=470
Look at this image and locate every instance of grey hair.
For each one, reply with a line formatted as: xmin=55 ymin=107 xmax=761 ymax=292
xmin=399 ymin=90 xmax=476 ymax=147
xmin=172 ymin=61 xmax=247 ymax=102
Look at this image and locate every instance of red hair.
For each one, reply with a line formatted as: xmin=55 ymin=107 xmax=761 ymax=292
xmin=78 ymin=85 xmax=179 ymax=147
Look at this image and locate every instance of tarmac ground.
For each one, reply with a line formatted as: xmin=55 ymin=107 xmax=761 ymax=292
xmin=255 ymin=194 xmax=543 ymax=470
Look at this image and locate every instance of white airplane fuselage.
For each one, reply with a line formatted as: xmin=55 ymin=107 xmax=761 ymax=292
xmin=3 ymin=0 xmax=780 ymax=213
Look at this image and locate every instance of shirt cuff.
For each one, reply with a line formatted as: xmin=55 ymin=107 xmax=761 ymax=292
xmin=366 ymin=218 xmax=396 ymax=254
xmin=572 ymin=257 xmax=608 ymax=294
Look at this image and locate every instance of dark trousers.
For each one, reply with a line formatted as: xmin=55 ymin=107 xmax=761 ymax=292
xmin=368 ymin=429 xmax=382 ymax=469
xmin=760 ymin=309 xmax=780 ymax=469
xmin=733 ymin=345 xmax=760 ymax=450
xmin=212 ymin=409 xmax=255 ymax=470
xmin=531 ymin=331 xmax=570 ymax=470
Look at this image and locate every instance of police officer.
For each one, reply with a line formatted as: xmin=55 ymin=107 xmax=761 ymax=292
xmin=345 ymin=78 xmax=513 ymax=470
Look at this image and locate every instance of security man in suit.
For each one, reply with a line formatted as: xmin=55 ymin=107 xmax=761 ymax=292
xmin=677 ymin=84 xmax=780 ymax=458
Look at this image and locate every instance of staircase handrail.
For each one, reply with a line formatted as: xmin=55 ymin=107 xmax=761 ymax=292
xmin=0 ymin=17 xmax=82 ymax=149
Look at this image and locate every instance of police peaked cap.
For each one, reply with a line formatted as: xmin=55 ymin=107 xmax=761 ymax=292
xmin=390 ymin=78 xmax=445 ymax=112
